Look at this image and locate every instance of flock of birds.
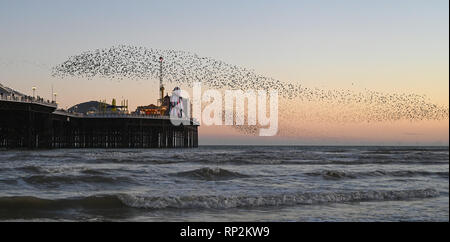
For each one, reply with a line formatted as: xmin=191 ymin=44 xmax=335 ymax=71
xmin=52 ymin=45 xmax=449 ymax=135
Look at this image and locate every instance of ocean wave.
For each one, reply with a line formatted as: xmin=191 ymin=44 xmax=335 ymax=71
xmin=93 ymin=157 xmax=182 ymax=164
xmin=105 ymin=159 xmax=448 ymax=166
xmin=233 ymin=160 xmax=448 ymax=166
xmin=17 ymin=165 xmax=112 ymax=176
xmin=186 ymin=155 xmax=448 ymax=165
xmin=17 ymin=165 xmax=46 ymax=173
xmin=80 ymin=169 xmax=108 ymax=175
xmin=48 ymin=153 xmax=447 ymax=166
xmin=306 ymin=170 xmax=449 ymax=180
xmin=0 ymin=179 xmax=18 ymax=185
xmin=288 ymin=159 xmax=448 ymax=165
xmin=6 ymin=153 xmax=80 ymax=161
xmin=118 ymin=188 xmax=440 ymax=209
xmin=0 ymin=189 xmax=439 ymax=211
xmin=170 ymin=167 xmax=250 ymax=181
xmin=362 ymin=148 xmax=449 ymax=155
xmin=0 ymin=195 xmax=125 ymax=210
xmin=23 ymin=174 xmax=135 ymax=185
xmin=17 ymin=165 xmax=80 ymax=174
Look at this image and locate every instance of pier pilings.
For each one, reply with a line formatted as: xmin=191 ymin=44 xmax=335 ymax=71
xmin=0 ymin=100 xmax=198 ymax=149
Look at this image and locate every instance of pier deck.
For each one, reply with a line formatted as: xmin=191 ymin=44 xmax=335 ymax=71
xmin=0 ymin=99 xmax=198 ymax=149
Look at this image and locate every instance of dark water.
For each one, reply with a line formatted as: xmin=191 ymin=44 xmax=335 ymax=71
xmin=0 ymin=146 xmax=448 ymax=221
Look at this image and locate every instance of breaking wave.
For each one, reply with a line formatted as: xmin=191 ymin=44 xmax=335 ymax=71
xmin=117 ymin=189 xmax=439 ymax=209
xmin=171 ymin=167 xmax=250 ymax=181
xmin=0 ymin=189 xmax=439 ymax=211
xmin=306 ymin=170 xmax=449 ymax=180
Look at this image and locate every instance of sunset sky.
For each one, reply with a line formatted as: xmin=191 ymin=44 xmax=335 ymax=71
xmin=0 ymin=0 xmax=448 ymax=145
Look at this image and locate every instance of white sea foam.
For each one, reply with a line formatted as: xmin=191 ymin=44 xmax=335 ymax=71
xmin=117 ymin=189 xmax=439 ymax=209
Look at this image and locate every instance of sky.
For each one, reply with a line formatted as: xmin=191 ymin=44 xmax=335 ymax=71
xmin=0 ymin=0 xmax=448 ymax=145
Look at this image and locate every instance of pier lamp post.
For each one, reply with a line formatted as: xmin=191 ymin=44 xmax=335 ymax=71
xmin=32 ymin=86 xmax=36 ymax=99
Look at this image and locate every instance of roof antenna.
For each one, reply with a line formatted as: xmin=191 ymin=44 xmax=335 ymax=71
xmin=159 ymin=56 xmax=165 ymax=106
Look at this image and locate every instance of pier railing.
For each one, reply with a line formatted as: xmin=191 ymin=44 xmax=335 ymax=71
xmin=0 ymin=95 xmax=57 ymax=108
xmin=52 ymin=110 xmax=200 ymax=125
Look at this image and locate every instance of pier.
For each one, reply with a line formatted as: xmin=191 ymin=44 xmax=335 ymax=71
xmin=0 ymin=98 xmax=198 ymax=149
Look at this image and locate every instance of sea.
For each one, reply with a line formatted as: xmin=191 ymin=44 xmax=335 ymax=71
xmin=0 ymin=146 xmax=448 ymax=221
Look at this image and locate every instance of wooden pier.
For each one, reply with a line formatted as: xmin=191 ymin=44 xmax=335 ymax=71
xmin=0 ymin=99 xmax=198 ymax=149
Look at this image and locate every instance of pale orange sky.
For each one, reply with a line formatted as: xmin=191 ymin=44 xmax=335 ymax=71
xmin=0 ymin=0 xmax=448 ymax=145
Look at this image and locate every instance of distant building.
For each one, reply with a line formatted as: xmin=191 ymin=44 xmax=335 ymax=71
xmin=68 ymin=99 xmax=129 ymax=115
xmin=135 ymin=95 xmax=170 ymax=115
xmin=134 ymin=87 xmax=190 ymax=117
